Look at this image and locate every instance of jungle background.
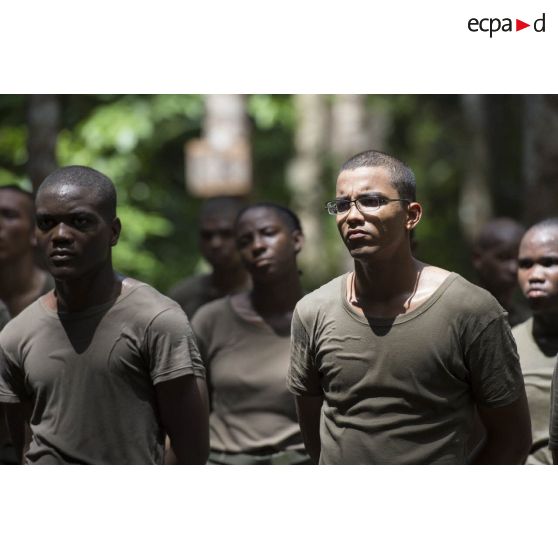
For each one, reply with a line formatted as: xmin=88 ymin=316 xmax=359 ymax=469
xmin=1 ymin=94 xmax=557 ymax=293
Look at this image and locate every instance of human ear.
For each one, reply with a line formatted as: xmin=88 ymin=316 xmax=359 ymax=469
xmin=405 ymin=202 xmax=422 ymax=231
xmin=292 ymin=229 xmax=304 ymax=254
xmin=110 ymin=217 xmax=122 ymax=247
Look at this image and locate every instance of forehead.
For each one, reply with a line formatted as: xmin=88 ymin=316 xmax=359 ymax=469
xmin=36 ymin=184 xmax=100 ymax=213
xmin=199 ymin=213 xmax=236 ymax=231
xmin=0 ymin=189 xmax=33 ymax=212
xmin=237 ymin=207 xmax=283 ymax=231
xmin=336 ymin=166 xmax=397 ymax=197
xmin=519 ymin=227 xmax=558 ymax=254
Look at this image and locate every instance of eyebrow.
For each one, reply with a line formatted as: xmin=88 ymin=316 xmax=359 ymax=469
xmin=335 ymin=192 xmax=387 ymax=200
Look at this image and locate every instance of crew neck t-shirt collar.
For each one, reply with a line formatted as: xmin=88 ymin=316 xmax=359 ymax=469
xmin=341 ymin=271 xmax=458 ymax=326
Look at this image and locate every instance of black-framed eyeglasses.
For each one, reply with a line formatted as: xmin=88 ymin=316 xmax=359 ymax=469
xmin=325 ymin=196 xmax=410 ymax=216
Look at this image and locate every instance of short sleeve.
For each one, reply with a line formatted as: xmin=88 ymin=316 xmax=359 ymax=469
xmin=466 ymin=314 xmax=525 ymax=408
xmin=0 ymin=302 xmax=10 ymax=332
xmin=549 ymin=360 xmax=558 ymax=451
xmin=287 ymin=307 xmax=323 ymax=396
xmin=0 ymin=345 xmax=23 ymax=404
xmin=190 ymin=305 xmax=211 ymax=367
xmin=144 ymin=306 xmax=206 ymax=385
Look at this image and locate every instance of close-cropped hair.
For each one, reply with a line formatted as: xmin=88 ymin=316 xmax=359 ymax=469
xmin=529 ymin=217 xmax=558 ymax=233
xmin=236 ymin=202 xmax=303 ymax=234
xmin=199 ymin=196 xmax=247 ymax=223
xmin=38 ymin=166 xmax=117 ymax=221
xmin=340 ymin=150 xmax=417 ymax=202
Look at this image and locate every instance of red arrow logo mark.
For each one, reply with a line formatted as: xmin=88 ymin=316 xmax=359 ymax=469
xmin=516 ymin=19 xmax=530 ymax=31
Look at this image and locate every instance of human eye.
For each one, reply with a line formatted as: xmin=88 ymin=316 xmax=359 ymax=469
xmin=358 ymin=196 xmax=384 ymax=209
xmin=518 ymin=258 xmax=533 ymax=269
xmin=334 ymin=199 xmax=351 ymax=213
xmin=36 ymin=215 xmax=56 ymax=231
xmin=236 ymin=234 xmax=251 ymax=249
xmin=540 ymin=257 xmax=558 ymax=267
xmin=72 ymin=214 xmax=95 ymax=229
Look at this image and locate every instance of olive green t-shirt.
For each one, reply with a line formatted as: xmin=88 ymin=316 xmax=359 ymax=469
xmin=192 ymin=294 xmax=304 ymax=454
xmin=512 ymin=318 xmax=558 ymax=465
xmin=288 ymin=273 xmax=525 ymax=465
xmin=0 ymin=300 xmax=9 ymax=331
xmin=0 ymin=281 xmax=205 ymax=464
xmin=548 ymin=359 xmax=558 ymax=454
xmin=168 ymin=274 xmax=216 ymax=319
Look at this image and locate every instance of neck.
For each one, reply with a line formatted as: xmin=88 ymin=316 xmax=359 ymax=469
xmin=532 ymin=312 xmax=558 ymax=341
xmin=54 ymin=264 xmax=121 ymax=313
xmin=354 ymin=249 xmax=420 ymax=303
xmin=211 ymin=265 xmax=250 ymax=294
xmin=251 ymin=270 xmax=303 ymax=316
xmin=0 ymin=252 xmax=38 ymax=298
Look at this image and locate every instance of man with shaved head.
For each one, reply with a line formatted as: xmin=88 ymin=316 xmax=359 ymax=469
xmin=169 ymin=196 xmax=250 ymax=318
xmin=513 ymin=218 xmax=558 ymax=464
xmin=0 ymin=185 xmax=54 ymax=464
xmin=0 ymin=185 xmax=53 ymax=316
xmin=0 ymin=165 xmax=209 ymax=464
xmin=472 ymin=218 xmax=529 ymax=327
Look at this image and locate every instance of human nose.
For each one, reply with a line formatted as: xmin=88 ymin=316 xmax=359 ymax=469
xmin=345 ymin=200 xmax=365 ymax=222
xmin=527 ymin=264 xmax=546 ymax=284
xmin=51 ymin=222 xmax=74 ymax=245
xmin=251 ymin=233 xmax=266 ymax=255
xmin=209 ymin=235 xmax=223 ymax=249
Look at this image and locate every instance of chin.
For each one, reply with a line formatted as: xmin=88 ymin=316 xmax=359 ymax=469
xmin=48 ymin=266 xmax=84 ymax=281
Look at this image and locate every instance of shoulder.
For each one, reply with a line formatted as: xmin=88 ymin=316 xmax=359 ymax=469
xmin=444 ymin=273 xmax=504 ymax=317
xmin=119 ymin=279 xmax=187 ymax=325
xmin=191 ymin=297 xmax=231 ymax=331
xmin=295 ymin=275 xmax=345 ymax=324
xmin=511 ymin=317 xmax=533 ymax=344
xmin=168 ymin=274 xmax=210 ymax=299
xmin=0 ymin=298 xmax=46 ymax=353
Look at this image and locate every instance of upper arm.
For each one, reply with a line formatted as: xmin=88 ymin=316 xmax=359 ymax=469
xmin=145 ymin=306 xmax=206 ymax=385
xmin=549 ymin=360 xmax=558 ymax=463
xmin=287 ymin=307 xmax=322 ymax=397
xmin=467 ymin=314 xmax=526 ymax=409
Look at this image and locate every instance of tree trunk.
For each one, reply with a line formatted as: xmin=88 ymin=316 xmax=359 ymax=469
xmin=287 ymin=95 xmax=330 ymax=285
xmin=459 ymin=94 xmax=493 ymax=242
xmin=26 ymin=95 xmax=60 ymax=193
xmin=523 ymin=95 xmax=558 ymax=225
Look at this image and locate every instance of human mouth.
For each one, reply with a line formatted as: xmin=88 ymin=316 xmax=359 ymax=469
xmin=526 ymin=288 xmax=547 ymax=298
xmin=253 ymin=258 xmax=272 ymax=268
xmin=346 ymin=229 xmax=368 ymax=240
xmin=50 ymin=250 xmax=76 ymax=263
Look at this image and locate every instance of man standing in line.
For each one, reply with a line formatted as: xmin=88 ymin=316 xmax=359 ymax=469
xmin=0 ymin=185 xmax=54 ymax=464
xmin=471 ymin=217 xmax=529 ymax=327
xmin=288 ymin=150 xmax=531 ymax=464
xmin=169 ymin=197 xmax=251 ymax=318
xmin=0 ymin=166 xmax=209 ymax=464
xmin=513 ymin=218 xmax=558 ymax=464
xmin=0 ymin=185 xmax=54 ymax=316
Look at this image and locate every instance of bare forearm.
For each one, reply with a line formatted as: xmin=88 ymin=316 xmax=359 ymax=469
xmin=472 ymin=437 xmax=530 ymax=464
xmin=296 ymin=395 xmax=323 ymax=464
xmin=157 ymin=375 xmax=210 ymax=465
xmin=4 ymin=403 xmax=27 ymax=464
xmin=473 ymin=396 xmax=532 ymax=465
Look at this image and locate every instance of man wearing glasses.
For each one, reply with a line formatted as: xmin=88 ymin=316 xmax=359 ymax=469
xmin=287 ymin=150 xmax=531 ymax=464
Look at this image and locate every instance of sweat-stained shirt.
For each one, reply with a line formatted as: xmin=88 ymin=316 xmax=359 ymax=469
xmin=288 ymin=273 xmax=526 ymax=465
